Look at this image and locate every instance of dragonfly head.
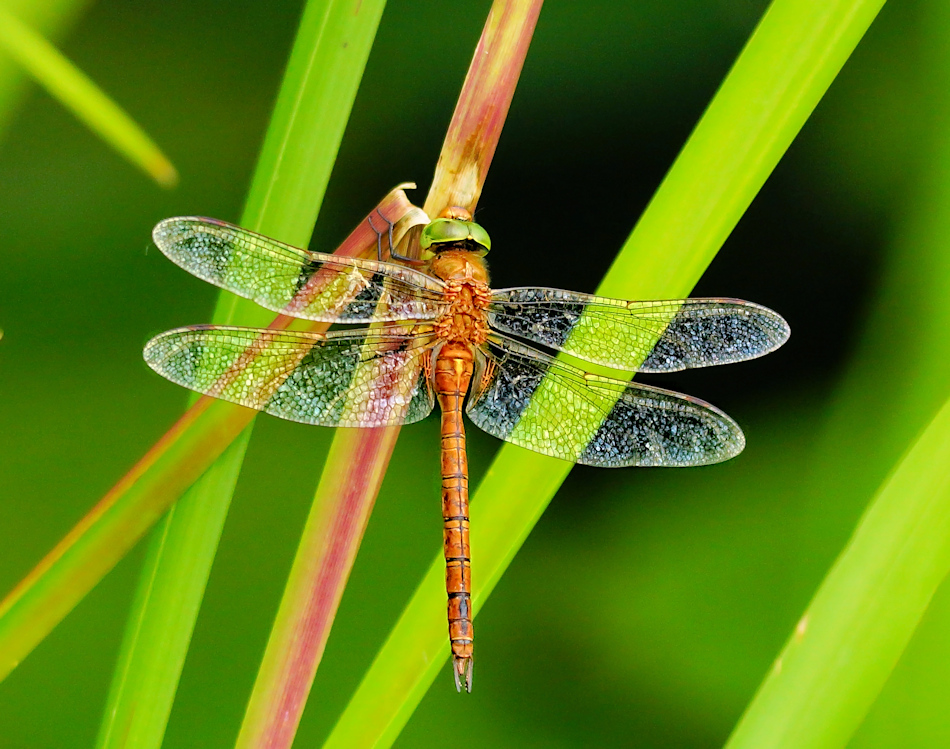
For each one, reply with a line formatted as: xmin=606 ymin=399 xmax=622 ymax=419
xmin=420 ymin=208 xmax=491 ymax=256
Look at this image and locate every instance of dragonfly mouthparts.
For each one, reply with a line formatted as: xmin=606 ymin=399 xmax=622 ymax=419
xmin=453 ymin=655 xmax=474 ymax=693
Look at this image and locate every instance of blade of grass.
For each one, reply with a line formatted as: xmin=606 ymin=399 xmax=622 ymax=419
xmin=93 ymin=3 xmax=389 ymax=746
xmin=729 ymin=2 xmax=950 ymax=744
xmin=0 ymin=3 xmax=176 ymax=187
xmin=234 ymin=3 xmax=541 ymax=746
xmin=0 ymin=0 xmax=93 ymax=140
xmin=0 ymin=0 xmax=391 ymax=687
xmin=94 ymin=437 xmax=249 ymax=747
xmin=725 ymin=395 xmax=950 ymax=749
xmin=323 ymin=0 xmax=887 ymax=745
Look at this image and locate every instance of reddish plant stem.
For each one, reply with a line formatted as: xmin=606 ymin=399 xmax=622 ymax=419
xmin=0 ymin=189 xmax=415 ymax=680
xmin=235 ymin=2 xmax=544 ymax=746
xmin=425 ymin=0 xmax=541 ymax=215
xmin=241 ymin=428 xmax=398 ymax=747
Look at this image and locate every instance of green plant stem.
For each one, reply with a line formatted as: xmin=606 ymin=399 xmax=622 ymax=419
xmin=324 ymin=1 xmax=887 ymax=746
xmin=92 ymin=2 xmax=386 ymax=747
xmin=234 ymin=428 xmax=400 ymax=749
xmin=0 ymin=3 xmax=176 ymax=186
xmin=94 ymin=432 xmax=251 ymax=749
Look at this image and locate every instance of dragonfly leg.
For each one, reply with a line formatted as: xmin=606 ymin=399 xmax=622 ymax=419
xmin=367 ymin=208 xmax=421 ymax=263
xmin=366 ymin=210 xmax=386 ymax=260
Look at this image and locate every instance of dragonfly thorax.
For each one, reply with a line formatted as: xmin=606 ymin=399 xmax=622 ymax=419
xmin=428 ymin=248 xmax=490 ymax=286
xmin=430 ymin=253 xmax=491 ymax=345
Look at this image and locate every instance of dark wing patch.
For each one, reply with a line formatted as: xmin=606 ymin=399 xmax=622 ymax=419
xmin=153 ymin=217 xmax=446 ymax=323
xmin=489 ymin=288 xmax=789 ymax=372
xmin=466 ymin=334 xmax=744 ymax=467
xmin=144 ymin=324 xmax=436 ymax=427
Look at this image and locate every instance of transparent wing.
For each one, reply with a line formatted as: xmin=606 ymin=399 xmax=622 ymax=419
xmin=153 ymin=217 xmax=446 ymax=323
xmin=466 ymin=335 xmax=744 ymax=467
xmin=144 ymin=324 xmax=436 ymax=427
xmin=489 ymin=289 xmax=789 ymax=372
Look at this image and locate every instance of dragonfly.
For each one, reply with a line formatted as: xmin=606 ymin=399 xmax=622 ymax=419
xmin=143 ymin=207 xmax=789 ymax=692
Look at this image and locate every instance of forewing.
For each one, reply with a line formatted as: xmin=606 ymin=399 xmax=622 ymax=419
xmin=153 ymin=217 xmax=446 ymax=323
xmin=144 ymin=325 xmax=436 ymax=426
xmin=489 ymin=289 xmax=789 ymax=372
xmin=466 ymin=335 xmax=744 ymax=467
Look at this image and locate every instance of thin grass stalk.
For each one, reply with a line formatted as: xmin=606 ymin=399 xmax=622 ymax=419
xmin=323 ymin=1 xmax=887 ymax=745
xmin=234 ymin=3 xmax=541 ymax=746
xmin=95 ymin=436 xmax=251 ymax=747
xmin=234 ymin=427 xmax=401 ymax=749
xmin=423 ymin=0 xmax=541 ymax=215
xmin=0 ymin=3 xmax=176 ymax=186
xmin=0 ymin=0 xmax=392 ymax=684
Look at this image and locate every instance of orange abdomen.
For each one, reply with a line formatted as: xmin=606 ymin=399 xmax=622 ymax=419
xmin=434 ymin=341 xmax=475 ymax=692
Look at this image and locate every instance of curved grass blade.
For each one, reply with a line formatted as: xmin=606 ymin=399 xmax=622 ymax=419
xmin=323 ymin=0 xmax=887 ymax=745
xmin=0 ymin=4 xmax=177 ymax=187
xmin=234 ymin=2 xmax=542 ymax=746
xmin=729 ymin=2 xmax=950 ymax=744
xmin=726 ymin=395 xmax=950 ymax=749
xmin=0 ymin=0 xmax=92 ymax=140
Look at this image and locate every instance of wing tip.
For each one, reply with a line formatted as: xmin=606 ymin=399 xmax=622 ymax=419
xmin=705 ymin=417 xmax=746 ymax=465
xmin=772 ymin=310 xmax=792 ymax=349
xmin=683 ymin=391 xmax=746 ymax=466
xmin=142 ymin=327 xmax=188 ymax=375
xmin=746 ymin=300 xmax=791 ymax=350
xmin=151 ymin=216 xmax=191 ymax=246
xmin=151 ymin=216 xmax=233 ymax=251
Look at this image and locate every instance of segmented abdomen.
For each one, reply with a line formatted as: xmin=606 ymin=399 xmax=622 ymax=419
xmin=435 ymin=341 xmax=475 ymax=691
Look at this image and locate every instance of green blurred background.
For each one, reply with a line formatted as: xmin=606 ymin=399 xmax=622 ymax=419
xmin=2 ymin=0 xmax=949 ymax=746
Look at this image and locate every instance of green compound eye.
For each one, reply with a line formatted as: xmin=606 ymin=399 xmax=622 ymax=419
xmin=421 ymin=218 xmax=469 ymax=247
xmin=466 ymin=221 xmax=491 ymax=253
xmin=420 ymin=218 xmax=491 ymax=254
